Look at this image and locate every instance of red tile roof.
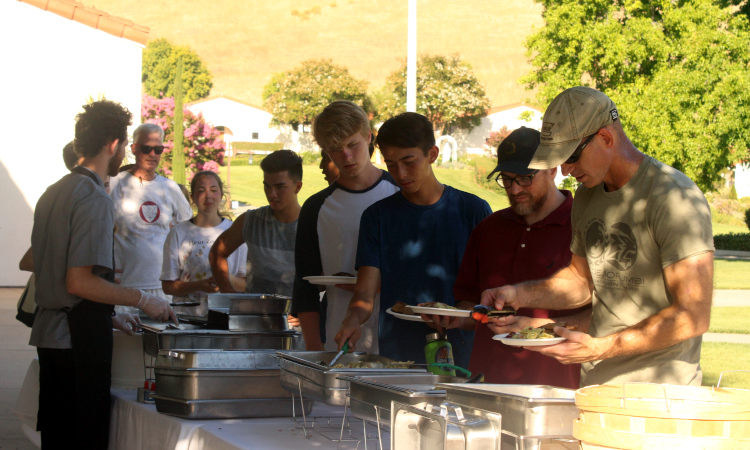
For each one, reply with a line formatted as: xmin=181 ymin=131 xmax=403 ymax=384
xmin=18 ymin=0 xmax=150 ymax=45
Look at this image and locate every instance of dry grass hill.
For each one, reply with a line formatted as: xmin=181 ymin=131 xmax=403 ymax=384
xmin=91 ymin=0 xmax=544 ymax=108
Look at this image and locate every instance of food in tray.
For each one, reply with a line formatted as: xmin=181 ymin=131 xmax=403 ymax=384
xmin=391 ymin=301 xmax=417 ymax=315
xmin=507 ymin=322 xmax=576 ymax=339
xmin=331 ymin=360 xmax=415 ymax=369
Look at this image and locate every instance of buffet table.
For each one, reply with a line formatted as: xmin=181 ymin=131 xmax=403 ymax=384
xmin=15 ymin=358 xmax=390 ymax=450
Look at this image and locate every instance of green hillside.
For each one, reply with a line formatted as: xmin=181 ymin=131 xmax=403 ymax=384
xmin=89 ymin=0 xmax=544 ymax=108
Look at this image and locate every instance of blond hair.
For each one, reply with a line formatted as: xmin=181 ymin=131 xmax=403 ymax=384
xmin=312 ymin=100 xmax=370 ymax=152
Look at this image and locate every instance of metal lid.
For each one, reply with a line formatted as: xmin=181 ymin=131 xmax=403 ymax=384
xmin=426 ymin=332 xmax=441 ymax=343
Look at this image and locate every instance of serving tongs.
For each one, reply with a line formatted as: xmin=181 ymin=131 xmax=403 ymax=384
xmin=471 ymin=305 xmax=516 ymax=323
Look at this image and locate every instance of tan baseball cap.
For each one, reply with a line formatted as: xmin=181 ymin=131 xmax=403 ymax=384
xmin=529 ymin=86 xmax=619 ymax=169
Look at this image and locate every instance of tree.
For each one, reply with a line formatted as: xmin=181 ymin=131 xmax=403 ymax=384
xmin=377 ymin=54 xmax=491 ymax=136
xmin=262 ymin=59 xmax=371 ymax=130
xmin=521 ymin=0 xmax=750 ymax=191
xmin=141 ymin=94 xmax=225 ymax=179
xmin=142 ymin=38 xmax=213 ymax=102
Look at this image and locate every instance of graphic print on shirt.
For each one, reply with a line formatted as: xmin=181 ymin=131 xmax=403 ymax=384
xmin=139 ymin=201 xmax=161 ymax=224
xmin=585 ymin=218 xmax=643 ymax=291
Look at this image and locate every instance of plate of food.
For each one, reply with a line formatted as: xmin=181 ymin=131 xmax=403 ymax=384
xmin=303 ymin=275 xmax=357 ymax=285
xmin=409 ymin=302 xmax=472 ymax=318
xmin=492 ymin=324 xmax=569 ymax=347
xmin=386 ymin=302 xmax=432 ymax=323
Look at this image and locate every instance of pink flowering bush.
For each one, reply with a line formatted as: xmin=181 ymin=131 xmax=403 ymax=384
xmin=141 ymin=94 xmax=225 ymax=177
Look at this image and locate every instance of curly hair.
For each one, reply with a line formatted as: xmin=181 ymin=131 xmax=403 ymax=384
xmin=74 ymin=100 xmax=133 ymax=159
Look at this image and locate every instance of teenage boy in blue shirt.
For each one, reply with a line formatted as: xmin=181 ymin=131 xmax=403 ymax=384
xmin=335 ymin=112 xmax=491 ymax=367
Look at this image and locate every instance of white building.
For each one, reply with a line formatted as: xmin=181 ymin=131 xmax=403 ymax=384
xmin=186 ymin=96 xmax=312 ymax=154
xmin=453 ymin=103 xmax=544 ymax=156
xmin=736 ymin=163 xmax=750 ymax=199
xmin=0 ymin=0 xmax=147 ymax=286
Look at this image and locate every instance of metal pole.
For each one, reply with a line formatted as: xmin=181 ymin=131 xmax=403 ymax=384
xmin=225 ymin=141 xmax=232 ymax=210
xmin=406 ymin=0 xmax=417 ymax=112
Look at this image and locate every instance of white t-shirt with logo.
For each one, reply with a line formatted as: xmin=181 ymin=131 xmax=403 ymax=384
xmin=161 ymin=218 xmax=248 ymax=316
xmin=110 ymin=172 xmax=193 ymax=290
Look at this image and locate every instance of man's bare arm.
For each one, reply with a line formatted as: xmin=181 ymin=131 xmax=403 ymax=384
xmin=299 ymin=311 xmax=324 ymax=351
xmin=531 ymin=252 xmax=714 ymax=364
xmin=209 ymin=215 xmax=246 ymax=293
xmin=334 ymin=266 xmax=380 ymax=350
xmin=481 ymin=254 xmax=593 ymax=311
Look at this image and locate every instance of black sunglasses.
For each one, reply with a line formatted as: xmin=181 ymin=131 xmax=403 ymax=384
xmin=137 ymin=144 xmax=165 ymax=155
xmin=565 ymin=133 xmax=597 ymax=165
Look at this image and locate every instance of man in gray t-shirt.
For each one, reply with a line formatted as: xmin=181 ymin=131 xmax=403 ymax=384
xmin=211 ymin=150 xmax=302 ymax=301
xmin=30 ymin=101 xmax=175 ymax=449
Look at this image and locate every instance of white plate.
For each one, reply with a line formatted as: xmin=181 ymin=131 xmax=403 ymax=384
xmin=492 ymin=333 xmax=566 ymax=347
xmin=303 ymin=276 xmax=357 ymax=286
xmin=386 ymin=307 xmax=432 ymax=323
xmin=409 ymin=306 xmax=471 ymax=318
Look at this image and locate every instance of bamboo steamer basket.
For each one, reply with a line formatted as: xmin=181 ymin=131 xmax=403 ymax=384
xmin=573 ymin=383 xmax=750 ymax=449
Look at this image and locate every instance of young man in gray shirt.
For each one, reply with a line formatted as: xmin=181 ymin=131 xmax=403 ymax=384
xmin=30 ymin=100 xmax=176 ymax=449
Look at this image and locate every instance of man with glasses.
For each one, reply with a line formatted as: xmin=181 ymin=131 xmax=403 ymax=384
xmin=438 ymin=127 xmax=590 ymax=388
xmin=482 ymin=87 xmax=714 ymax=386
xmin=109 ymin=123 xmax=192 ymax=305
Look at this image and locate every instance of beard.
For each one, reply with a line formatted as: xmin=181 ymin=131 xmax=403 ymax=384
xmin=509 ymin=189 xmax=548 ymax=217
xmin=107 ymin=145 xmax=125 ymax=176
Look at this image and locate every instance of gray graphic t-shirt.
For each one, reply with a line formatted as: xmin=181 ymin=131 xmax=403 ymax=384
xmin=571 ymin=155 xmax=714 ymax=386
xmin=242 ymin=206 xmax=297 ymax=296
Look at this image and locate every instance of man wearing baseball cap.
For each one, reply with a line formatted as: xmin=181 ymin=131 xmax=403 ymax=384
xmin=439 ymin=126 xmax=590 ymax=388
xmin=482 ymin=87 xmax=715 ymax=386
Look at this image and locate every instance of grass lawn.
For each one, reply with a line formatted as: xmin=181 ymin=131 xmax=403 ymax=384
xmin=713 ymin=222 xmax=747 ymax=235
xmin=220 ymin=163 xmax=510 ymax=212
xmin=714 ymin=260 xmax=750 ymax=290
xmin=700 ymin=342 xmax=750 ymax=387
xmin=709 ymin=307 xmax=750 ymax=334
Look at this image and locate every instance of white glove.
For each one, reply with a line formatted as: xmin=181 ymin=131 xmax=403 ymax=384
xmin=112 ymin=312 xmax=141 ymax=335
xmin=136 ymin=290 xmax=178 ymax=324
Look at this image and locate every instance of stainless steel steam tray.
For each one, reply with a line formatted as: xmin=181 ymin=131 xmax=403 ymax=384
xmin=438 ymin=384 xmax=578 ymax=439
xmin=206 ymin=293 xmax=292 ymax=314
xmin=206 ymin=308 xmax=289 ymax=332
xmin=153 ymin=395 xmax=313 ymax=420
xmin=154 ymin=349 xmax=290 ymax=401
xmin=340 ymin=373 xmax=468 ymax=426
xmin=276 ymin=351 xmax=426 ymax=406
xmin=141 ymin=328 xmax=298 ymax=357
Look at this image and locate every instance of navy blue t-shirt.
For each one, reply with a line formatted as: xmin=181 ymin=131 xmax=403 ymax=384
xmin=356 ymin=185 xmax=492 ymax=368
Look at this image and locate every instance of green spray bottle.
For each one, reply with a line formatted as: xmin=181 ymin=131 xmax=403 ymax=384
xmin=424 ymin=332 xmax=456 ymax=376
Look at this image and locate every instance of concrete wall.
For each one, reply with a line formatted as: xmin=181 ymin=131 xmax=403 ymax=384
xmin=0 ymin=1 xmax=143 ymax=286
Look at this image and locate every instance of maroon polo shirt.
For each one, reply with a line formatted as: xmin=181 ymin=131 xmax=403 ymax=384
xmin=453 ymin=190 xmax=588 ymax=388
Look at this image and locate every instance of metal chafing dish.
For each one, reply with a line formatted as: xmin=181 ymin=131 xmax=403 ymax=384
xmin=276 ymin=351 xmax=426 ymax=406
xmin=206 ymin=293 xmax=291 ymax=314
xmin=339 ymin=373 xmax=468 ymax=426
xmin=206 ymin=308 xmax=289 ymax=332
xmin=438 ymin=384 xmax=579 ymax=450
xmin=154 ymin=349 xmax=291 ymax=400
xmin=391 ymin=401 xmax=502 ymax=450
xmin=152 ymin=396 xmax=313 ymax=420
xmin=153 ymin=349 xmax=314 ymax=419
xmin=141 ymin=327 xmax=298 ymax=357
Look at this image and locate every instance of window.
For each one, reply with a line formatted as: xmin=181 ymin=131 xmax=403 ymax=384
xmin=252 ymin=132 xmax=259 ymax=140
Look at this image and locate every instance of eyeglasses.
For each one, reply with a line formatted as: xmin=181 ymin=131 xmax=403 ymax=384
xmin=137 ymin=144 xmax=165 ymax=155
xmin=565 ymin=132 xmax=597 ymax=165
xmin=496 ymin=170 xmax=539 ymax=188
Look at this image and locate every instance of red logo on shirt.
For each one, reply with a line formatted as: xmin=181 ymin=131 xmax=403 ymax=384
xmin=139 ymin=201 xmax=161 ymax=223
